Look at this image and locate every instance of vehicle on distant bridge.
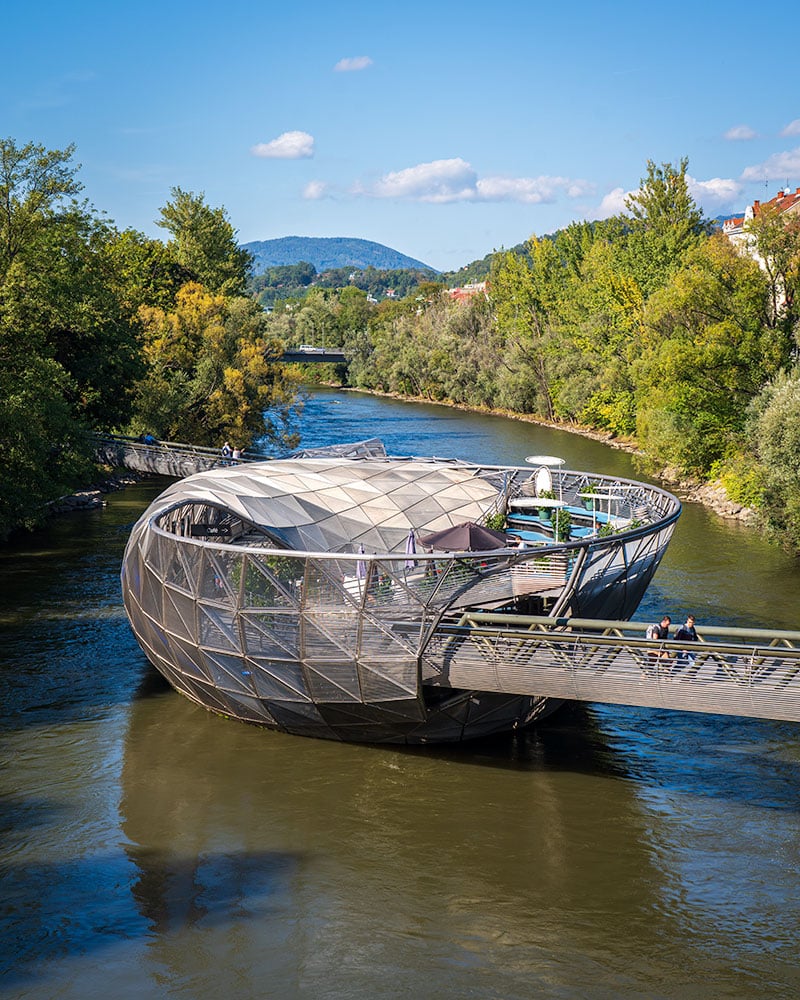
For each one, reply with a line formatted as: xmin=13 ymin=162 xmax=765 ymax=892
xmin=296 ymin=344 xmax=326 ymax=353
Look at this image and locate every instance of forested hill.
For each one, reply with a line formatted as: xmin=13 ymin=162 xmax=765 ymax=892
xmin=242 ymin=237 xmax=436 ymax=275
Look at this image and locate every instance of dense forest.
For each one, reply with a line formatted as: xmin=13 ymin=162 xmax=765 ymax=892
xmin=3 ymin=139 xmax=800 ymax=552
xmin=250 ymin=262 xmax=436 ymax=308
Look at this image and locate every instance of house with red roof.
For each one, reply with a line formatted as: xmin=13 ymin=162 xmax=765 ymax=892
xmin=723 ymin=186 xmax=800 ymax=248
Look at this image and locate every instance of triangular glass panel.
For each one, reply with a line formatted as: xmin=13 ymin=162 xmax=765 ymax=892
xmin=197 ymin=603 xmax=240 ymax=652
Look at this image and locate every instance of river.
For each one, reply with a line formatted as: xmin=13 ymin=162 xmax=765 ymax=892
xmin=1 ymin=389 xmax=800 ymax=999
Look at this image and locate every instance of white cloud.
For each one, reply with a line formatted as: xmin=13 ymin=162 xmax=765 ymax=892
xmin=687 ymin=174 xmax=742 ymax=208
xmin=370 ymin=158 xmax=478 ymax=203
xmin=303 ymin=180 xmax=329 ymax=200
xmin=781 ymin=119 xmax=800 ymax=137
xmin=590 ymin=187 xmax=630 ymax=219
xmin=334 ymin=56 xmax=373 ymax=72
xmin=724 ymin=124 xmax=757 ymax=141
xmin=250 ymin=131 xmax=314 ymax=159
xmin=477 ymin=175 xmax=593 ymax=203
xmin=362 ymin=157 xmax=590 ymax=205
xmin=741 ymin=148 xmax=800 ymax=182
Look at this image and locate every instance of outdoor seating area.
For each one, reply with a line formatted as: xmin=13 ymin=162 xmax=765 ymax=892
xmin=496 ymin=454 xmax=636 ymax=544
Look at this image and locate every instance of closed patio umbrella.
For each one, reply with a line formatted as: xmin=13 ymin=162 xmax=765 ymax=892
xmin=405 ymin=528 xmax=417 ymax=569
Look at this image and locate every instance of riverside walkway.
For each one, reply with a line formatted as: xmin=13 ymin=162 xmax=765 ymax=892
xmin=429 ymin=613 xmax=800 ymax=723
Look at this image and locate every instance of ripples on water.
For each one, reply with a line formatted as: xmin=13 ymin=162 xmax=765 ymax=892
xmin=2 ymin=397 xmax=800 ymax=998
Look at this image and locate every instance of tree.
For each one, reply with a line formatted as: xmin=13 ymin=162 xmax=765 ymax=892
xmin=0 ymin=138 xmax=141 ymax=534
xmin=157 ymin=187 xmax=252 ymax=296
xmin=635 ymin=235 xmax=783 ymax=474
xmin=490 ymin=239 xmax=562 ymax=418
xmin=553 ymin=238 xmax=643 ymax=435
xmin=746 ymin=371 xmax=800 ymax=550
xmin=101 ymin=228 xmax=192 ymax=314
xmin=742 ymin=205 xmax=800 ymax=333
xmin=131 ymin=282 xmax=300 ymax=450
xmin=0 ymin=138 xmax=82 ymax=277
xmin=622 ymin=157 xmax=710 ymax=296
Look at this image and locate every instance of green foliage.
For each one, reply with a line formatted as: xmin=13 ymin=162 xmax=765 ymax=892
xmin=710 ymin=453 xmax=766 ymax=510
xmin=743 ymin=206 xmax=800 ymax=335
xmin=484 ymin=511 xmax=506 ymax=531
xmin=745 ymin=371 xmax=800 ymax=549
xmin=622 ymin=157 xmax=710 ymax=296
xmin=634 ymin=235 xmax=782 ymax=474
xmin=553 ymin=507 xmax=571 ymax=541
xmin=157 ymin=187 xmax=252 ymax=296
xmin=131 ymin=282 xmax=300 ymax=450
xmin=251 ymin=261 xmax=317 ymax=305
xmin=0 ymin=138 xmax=140 ymax=535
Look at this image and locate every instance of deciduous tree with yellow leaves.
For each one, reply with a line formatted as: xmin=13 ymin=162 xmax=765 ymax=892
xmin=131 ymin=282 xmax=299 ymax=451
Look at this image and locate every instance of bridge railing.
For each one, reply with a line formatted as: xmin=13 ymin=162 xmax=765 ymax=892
xmin=424 ymin=613 xmax=800 ymax=723
xmin=92 ymin=432 xmax=270 ymax=462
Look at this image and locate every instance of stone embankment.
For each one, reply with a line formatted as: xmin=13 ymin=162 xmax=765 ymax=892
xmin=49 ymin=471 xmax=149 ymax=515
xmin=658 ymin=470 xmax=758 ymax=526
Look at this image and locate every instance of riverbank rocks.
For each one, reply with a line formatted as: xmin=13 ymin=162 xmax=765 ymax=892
xmin=49 ymin=471 xmax=149 ymax=515
xmin=659 ymin=467 xmax=758 ymax=525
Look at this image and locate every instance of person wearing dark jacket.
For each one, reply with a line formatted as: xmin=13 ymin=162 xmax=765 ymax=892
xmin=674 ymin=614 xmax=698 ymax=666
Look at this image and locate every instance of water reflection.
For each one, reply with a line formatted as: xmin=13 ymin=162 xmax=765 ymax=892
xmin=115 ymin=688 xmax=683 ymax=998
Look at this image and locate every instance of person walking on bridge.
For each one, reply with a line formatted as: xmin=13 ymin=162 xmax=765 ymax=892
xmin=646 ymin=615 xmax=671 ymax=668
xmin=674 ymin=614 xmax=698 ymax=667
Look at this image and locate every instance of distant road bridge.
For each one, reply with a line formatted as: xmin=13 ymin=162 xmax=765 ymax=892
xmin=278 ymin=348 xmax=347 ymax=364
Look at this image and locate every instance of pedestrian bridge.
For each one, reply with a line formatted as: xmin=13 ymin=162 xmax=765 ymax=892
xmin=427 ymin=613 xmax=800 ymax=723
xmin=92 ymin=433 xmax=387 ymax=479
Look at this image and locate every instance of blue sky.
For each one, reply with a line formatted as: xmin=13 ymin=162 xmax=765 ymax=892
xmin=3 ymin=0 xmax=799 ymax=272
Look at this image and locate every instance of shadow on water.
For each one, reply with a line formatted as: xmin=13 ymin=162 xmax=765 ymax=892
xmin=0 ymin=848 xmax=304 ymax=989
xmin=106 ymin=690 xmax=800 ymax=998
xmin=128 ymin=665 xmax=800 ymax=815
xmin=0 ymin=482 xmax=170 ymax=733
xmin=4 ymin=399 xmax=800 ymax=996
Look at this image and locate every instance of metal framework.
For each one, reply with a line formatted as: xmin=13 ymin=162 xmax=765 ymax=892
xmin=431 ymin=614 xmax=800 ymax=723
xmin=121 ymin=454 xmax=681 ymax=743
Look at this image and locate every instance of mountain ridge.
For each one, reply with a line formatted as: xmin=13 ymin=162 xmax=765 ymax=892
xmin=242 ymin=236 xmax=437 ymax=274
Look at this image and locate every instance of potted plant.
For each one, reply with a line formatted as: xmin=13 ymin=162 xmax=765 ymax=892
xmin=537 ymin=489 xmax=555 ymax=520
xmin=580 ymin=482 xmax=599 ymax=510
xmin=553 ymin=507 xmax=571 ymax=542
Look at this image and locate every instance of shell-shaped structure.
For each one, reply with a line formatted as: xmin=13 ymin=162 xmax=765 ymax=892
xmin=121 ymin=456 xmax=680 ymax=743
